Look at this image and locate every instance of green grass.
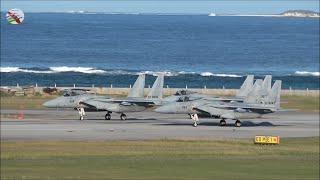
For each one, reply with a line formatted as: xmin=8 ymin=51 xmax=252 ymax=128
xmin=1 ymin=137 xmax=319 ymax=179
xmin=281 ymin=95 xmax=320 ymax=112
xmin=0 ymin=96 xmax=55 ymax=109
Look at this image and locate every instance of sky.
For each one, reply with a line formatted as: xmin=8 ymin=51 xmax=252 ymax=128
xmin=1 ymin=0 xmax=319 ymax=14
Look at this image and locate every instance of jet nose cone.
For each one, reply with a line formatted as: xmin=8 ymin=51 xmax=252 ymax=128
xmin=42 ymin=100 xmax=56 ymax=108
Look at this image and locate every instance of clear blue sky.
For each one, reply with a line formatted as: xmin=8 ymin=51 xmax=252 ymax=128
xmin=1 ymin=0 xmax=319 ymax=14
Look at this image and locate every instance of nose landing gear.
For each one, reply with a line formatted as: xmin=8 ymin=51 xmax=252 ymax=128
xmin=120 ymin=113 xmax=127 ymax=121
xmin=235 ymin=120 xmax=241 ymax=127
xmin=190 ymin=114 xmax=199 ymax=127
xmin=105 ymin=113 xmax=111 ymax=120
xmin=219 ymin=119 xmax=226 ymax=126
xmin=77 ymin=108 xmax=85 ymax=120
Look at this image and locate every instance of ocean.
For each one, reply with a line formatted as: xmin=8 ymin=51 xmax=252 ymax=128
xmin=1 ymin=12 xmax=319 ymax=89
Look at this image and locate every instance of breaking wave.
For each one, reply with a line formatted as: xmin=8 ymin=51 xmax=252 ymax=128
xmin=2 ymin=66 xmax=301 ymax=78
xmin=178 ymin=71 xmax=197 ymax=75
xmin=139 ymin=71 xmax=241 ymax=77
xmin=200 ymin=72 xmax=242 ymax=77
xmin=0 ymin=67 xmax=106 ymax=74
xmin=0 ymin=67 xmax=247 ymax=77
xmin=295 ymin=71 xmax=320 ymax=76
xmin=0 ymin=67 xmax=53 ymax=74
xmin=139 ymin=70 xmax=178 ymax=76
xmin=49 ymin=66 xmax=106 ymax=74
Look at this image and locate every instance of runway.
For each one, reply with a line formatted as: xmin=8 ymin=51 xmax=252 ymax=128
xmin=1 ymin=109 xmax=319 ymax=140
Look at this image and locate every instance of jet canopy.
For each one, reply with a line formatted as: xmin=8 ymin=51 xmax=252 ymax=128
xmin=174 ymin=90 xmax=197 ymax=96
xmin=62 ymin=89 xmax=95 ymax=97
xmin=176 ymin=96 xmax=193 ymax=102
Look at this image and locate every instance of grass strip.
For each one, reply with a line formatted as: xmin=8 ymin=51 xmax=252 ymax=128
xmin=1 ymin=137 xmax=319 ymax=179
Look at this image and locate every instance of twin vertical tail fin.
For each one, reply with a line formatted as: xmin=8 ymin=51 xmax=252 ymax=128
xmin=244 ymin=79 xmax=282 ymax=108
xmin=146 ymin=74 xmax=164 ymax=100
xmin=127 ymin=74 xmax=145 ymax=98
xmin=237 ymin=75 xmax=254 ymax=97
xmin=261 ymin=75 xmax=272 ymax=96
xmin=244 ymin=79 xmax=263 ymax=104
xmin=127 ymin=74 xmax=164 ymax=100
xmin=262 ymin=80 xmax=281 ymax=108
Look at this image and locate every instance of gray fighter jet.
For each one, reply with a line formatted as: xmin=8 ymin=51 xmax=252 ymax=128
xmin=163 ymin=75 xmax=271 ymax=103
xmin=43 ymin=74 xmax=146 ymax=120
xmin=155 ymin=80 xmax=282 ymax=127
xmin=162 ymin=75 xmax=271 ymax=121
xmin=80 ymin=74 xmax=165 ymax=120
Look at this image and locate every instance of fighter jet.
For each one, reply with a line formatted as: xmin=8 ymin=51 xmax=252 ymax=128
xmin=155 ymin=80 xmax=282 ymax=127
xmin=163 ymin=75 xmax=272 ymax=103
xmin=42 ymin=74 xmax=146 ymax=120
xmin=162 ymin=75 xmax=271 ymax=120
xmin=80 ymin=74 xmax=165 ymax=120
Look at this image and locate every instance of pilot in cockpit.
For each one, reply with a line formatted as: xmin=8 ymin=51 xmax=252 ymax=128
xmin=174 ymin=90 xmax=196 ymax=96
xmin=63 ymin=91 xmax=77 ymax=97
xmin=63 ymin=92 xmax=71 ymax=97
xmin=180 ymin=90 xmax=187 ymax=95
xmin=177 ymin=96 xmax=190 ymax=102
xmin=71 ymin=91 xmax=77 ymax=96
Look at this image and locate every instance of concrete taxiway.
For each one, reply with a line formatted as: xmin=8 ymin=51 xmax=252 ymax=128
xmin=1 ymin=109 xmax=319 ymax=140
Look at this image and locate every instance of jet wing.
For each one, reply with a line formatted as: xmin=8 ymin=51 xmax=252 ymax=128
xmin=111 ymin=99 xmax=158 ymax=105
xmin=118 ymin=101 xmax=156 ymax=107
xmin=78 ymin=101 xmax=94 ymax=108
xmin=191 ymin=107 xmax=211 ymax=115
xmin=193 ymin=104 xmax=264 ymax=119
xmin=82 ymin=97 xmax=162 ymax=109
xmin=193 ymin=105 xmax=230 ymax=116
xmin=207 ymin=103 xmax=278 ymax=112
xmin=202 ymin=98 xmax=244 ymax=103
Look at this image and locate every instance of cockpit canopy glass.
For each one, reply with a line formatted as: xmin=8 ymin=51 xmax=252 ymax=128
xmin=173 ymin=90 xmax=196 ymax=96
xmin=62 ymin=90 xmax=95 ymax=97
xmin=63 ymin=91 xmax=78 ymax=97
xmin=176 ymin=96 xmax=191 ymax=102
xmin=63 ymin=92 xmax=71 ymax=97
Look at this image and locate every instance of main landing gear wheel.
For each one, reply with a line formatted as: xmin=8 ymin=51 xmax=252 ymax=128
xmin=78 ymin=108 xmax=85 ymax=121
xmin=219 ymin=119 xmax=226 ymax=126
xmin=105 ymin=113 xmax=111 ymax=120
xmin=235 ymin=120 xmax=241 ymax=127
xmin=193 ymin=122 xmax=198 ymax=127
xmin=120 ymin=114 xmax=127 ymax=121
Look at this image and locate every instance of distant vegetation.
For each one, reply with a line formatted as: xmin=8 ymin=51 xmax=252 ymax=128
xmin=0 ymin=91 xmax=13 ymax=97
xmin=281 ymin=10 xmax=320 ymax=17
xmin=42 ymin=87 xmax=58 ymax=94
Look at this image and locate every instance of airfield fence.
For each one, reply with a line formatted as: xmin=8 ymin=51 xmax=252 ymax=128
xmin=1 ymin=85 xmax=319 ymax=97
